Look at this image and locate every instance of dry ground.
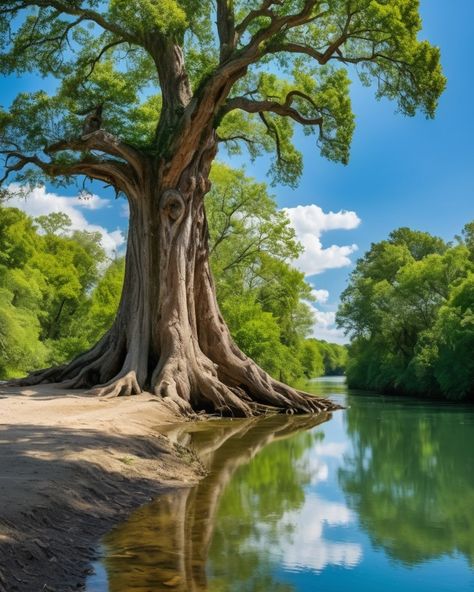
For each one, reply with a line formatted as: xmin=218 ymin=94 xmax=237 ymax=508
xmin=0 ymin=384 xmax=205 ymax=592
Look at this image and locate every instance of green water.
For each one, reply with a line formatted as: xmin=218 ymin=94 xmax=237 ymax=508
xmin=86 ymin=378 xmax=474 ymax=591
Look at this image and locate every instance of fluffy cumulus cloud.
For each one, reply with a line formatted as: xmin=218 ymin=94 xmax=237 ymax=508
xmin=5 ymin=184 xmax=125 ymax=257
xmin=311 ymin=288 xmax=330 ymax=304
xmin=277 ymin=495 xmax=363 ymax=572
xmin=283 ymin=203 xmax=360 ymax=343
xmin=311 ymin=308 xmax=348 ymax=344
xmin=304 ymin=286 xmax=348 ymax=344
xmin=283 ymin=204 xmax=361 ymax=276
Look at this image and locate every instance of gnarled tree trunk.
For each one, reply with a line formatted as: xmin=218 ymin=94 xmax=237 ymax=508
xmin=19 ymin=133 xmax=338 ymax=417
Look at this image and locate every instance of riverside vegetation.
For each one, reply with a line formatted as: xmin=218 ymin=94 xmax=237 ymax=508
xmin=0 ymin=0 xmax=444 ymax=415
xmin=337 ymin=224 xmax=474 ymax=401
xmin=0 ymin=164 xmax=346 ymax=385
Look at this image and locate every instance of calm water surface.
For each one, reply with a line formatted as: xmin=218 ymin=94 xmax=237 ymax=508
xmin=86 ymin=378 xmax=474 ymax=591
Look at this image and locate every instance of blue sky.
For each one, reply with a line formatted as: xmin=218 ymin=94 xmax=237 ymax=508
xmin=1 ymin=0 xmax=473 ymax=343
xmin=237 ymin=0 xmax=474 ymax=339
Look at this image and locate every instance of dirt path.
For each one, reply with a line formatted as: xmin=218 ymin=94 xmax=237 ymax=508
xmin=0 ymin=384 xmax=204 ymax=592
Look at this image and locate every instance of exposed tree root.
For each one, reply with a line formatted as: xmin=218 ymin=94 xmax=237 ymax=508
xmin=9 ymin=164 xmax=341 ymax=418
xmin=89 ymin=371 xmax=142 ymax=398
xmin=10 ymin=345 xmax=340 ymax=417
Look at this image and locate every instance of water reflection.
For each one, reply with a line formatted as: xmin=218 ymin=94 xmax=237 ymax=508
xmin=207 ymin=414 xmax=362 ymax=587
xmin=87 ymin=382 xmax=474 ymax=592
xmin=91 ymin=413 xmax=332 ymax=592
xmin=339 ymin=396 xmax=474 ymax=567
xmin=267 ymin=493 xmax=362 ymax=572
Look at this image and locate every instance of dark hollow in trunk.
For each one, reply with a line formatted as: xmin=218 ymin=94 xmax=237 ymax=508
xmin=18 ymin=137 xmax=338 ymax=417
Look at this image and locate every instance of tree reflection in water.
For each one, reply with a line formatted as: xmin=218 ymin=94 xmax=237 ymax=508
xmin=98 ymin=413 xmax=331 ymax=592
xmin=339 ymin=397 xmax=474 ymax=567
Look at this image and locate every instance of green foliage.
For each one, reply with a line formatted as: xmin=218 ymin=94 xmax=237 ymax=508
xmin=337 ymin=223 xmax=474 ymax=400
xmin=35 ymin=211 xmax=72 ymax=235
xmin=0 ymin=166 xmax=346 ymax=382
xmin=74 ymin=257 xmax=125 ymax=347
xmin=317 ymin=339 xmax=348 ymax=375
xmin=0 ymin=0 xmax=445 ymax=188
xmin=207 ymin=163 xmax=346 ymax=382
xmin=108 ymin=0 xmax=188 ymax=37
xmin=429 ymin=274 xmax=474 ymax=399
xmin=0 ymin=205 xmax=109 ymax=375
xmin=0 ymin=282 xmax=48 ymax=377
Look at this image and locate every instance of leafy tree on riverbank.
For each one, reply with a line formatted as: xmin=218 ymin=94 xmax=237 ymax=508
xmin=0 ymin=207 xmax=107 ymax=376
xmin=0 ymin=166 xmax=345 ymax=382
xmin=207 ymin=164 xmax=338 ymax=383
xmin=0 ymin=0 xmax=444 ymax=414
xmin=337 ymin=224 xmax=474 ymax=400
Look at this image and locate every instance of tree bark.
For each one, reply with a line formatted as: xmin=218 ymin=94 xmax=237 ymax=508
xmin=17 ymin=135 xmax=338 ymax=417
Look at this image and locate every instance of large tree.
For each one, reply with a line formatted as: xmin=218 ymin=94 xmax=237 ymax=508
xmin=0 ymin=0 xmax=445 ymax=416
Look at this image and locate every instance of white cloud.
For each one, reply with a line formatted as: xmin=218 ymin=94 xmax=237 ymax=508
xmin=311 ymin=288 xmax=330 ymax=304
xmin=305 ymin=288 xmax=348 ymax=343
xmin=277 ymin=495 xmax=363 ymax=572
xmin=283 ymin=204 xmax=361 ymax=275
xmin=314 ymin=442 xmax=348 ymax=458
xmin=284 ymin=204 xmax=360 ymax=235
xmin=314 ymin=310 xmax=336 ymax=327
xmin=5 ymin=184 xmax=125 ymax=257
xmin=247 ymin=471 xmax=362 ymax=573
xmin=243 ymin=440 xmax=363 ymax=574
xmin=312 ymin=309 xmax=348 ymax=344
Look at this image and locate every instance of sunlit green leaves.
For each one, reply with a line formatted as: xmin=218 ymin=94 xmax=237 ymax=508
xmin=108 ymin=0 xmax=187 ymax=38
xmin=338 ymin=221 xmax=474 ymax=400
xmin=205 ymin=163 xmax=344 ymax=382
xmin=219 ymin=65 xmax=354 ymax=184
xmin=0 ymin=205 xmax=109 ymax=373
xmin=0 ymin=0 xmax=445 ymax=187
xmin=429 ymin=273 xmax=474 ymax=399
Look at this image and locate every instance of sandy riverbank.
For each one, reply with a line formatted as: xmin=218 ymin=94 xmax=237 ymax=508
xmin=0 ymin=384 xmax=205 ymax=592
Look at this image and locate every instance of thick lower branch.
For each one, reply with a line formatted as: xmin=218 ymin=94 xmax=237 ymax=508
xmin=46 ymin=130 xmax=144 ymax=177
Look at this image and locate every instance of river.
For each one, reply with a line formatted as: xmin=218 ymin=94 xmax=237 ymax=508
xmin=86 ymin=377 xmax=474 ymax=591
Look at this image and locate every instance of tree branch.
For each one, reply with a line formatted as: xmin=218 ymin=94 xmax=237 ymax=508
xmin=2 ymin=1 xmax=136 ymax=42
xmin=216 ymin=133 xmax=260 ymax=154
xmin=243 ymin=0 xmax=323 ymax=56
xmin=163 ymin=2 xmax=328 ymax=180
xmin=264 ymin=5 xmax=361 ymax=65
xmin=235 ymin=0 xmax=283 ymax=38
xmin=45 ymin=130 xmax=144 ymax=178
xmin=15 ymin=13 xmax=85 ymax=54
xmin=83 ymin=39 xmax=129 ymax=80
xmin=258 ymin=112 xmax=287 ymax=168
xmin=216 ymin=0 xmax=236 ymax=61
xmin=221 ymin=95 xmax=323 ymax=127
xmin=0 ymin=149 xmax=137 ymax=196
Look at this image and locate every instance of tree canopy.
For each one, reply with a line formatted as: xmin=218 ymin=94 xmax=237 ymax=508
xmin=0 ymin=0 xmax=446 ymax=189
xmin=0 ymin=205 xmax=108 ymax=376
xmin=337 ymin=223 xmax=474 ymax=400
xmin=0 ymin=1 xmax=445 ymax=415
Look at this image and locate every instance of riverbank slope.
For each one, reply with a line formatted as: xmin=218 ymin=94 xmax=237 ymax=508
xmin=0 ymin=385 xmax=204 ymax=592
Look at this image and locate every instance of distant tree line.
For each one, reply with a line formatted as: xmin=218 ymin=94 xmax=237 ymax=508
xmin=0 ymin=164 xmax=346 ymax=383
xmin=337 ymin=224 xmax=474 ymax=401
